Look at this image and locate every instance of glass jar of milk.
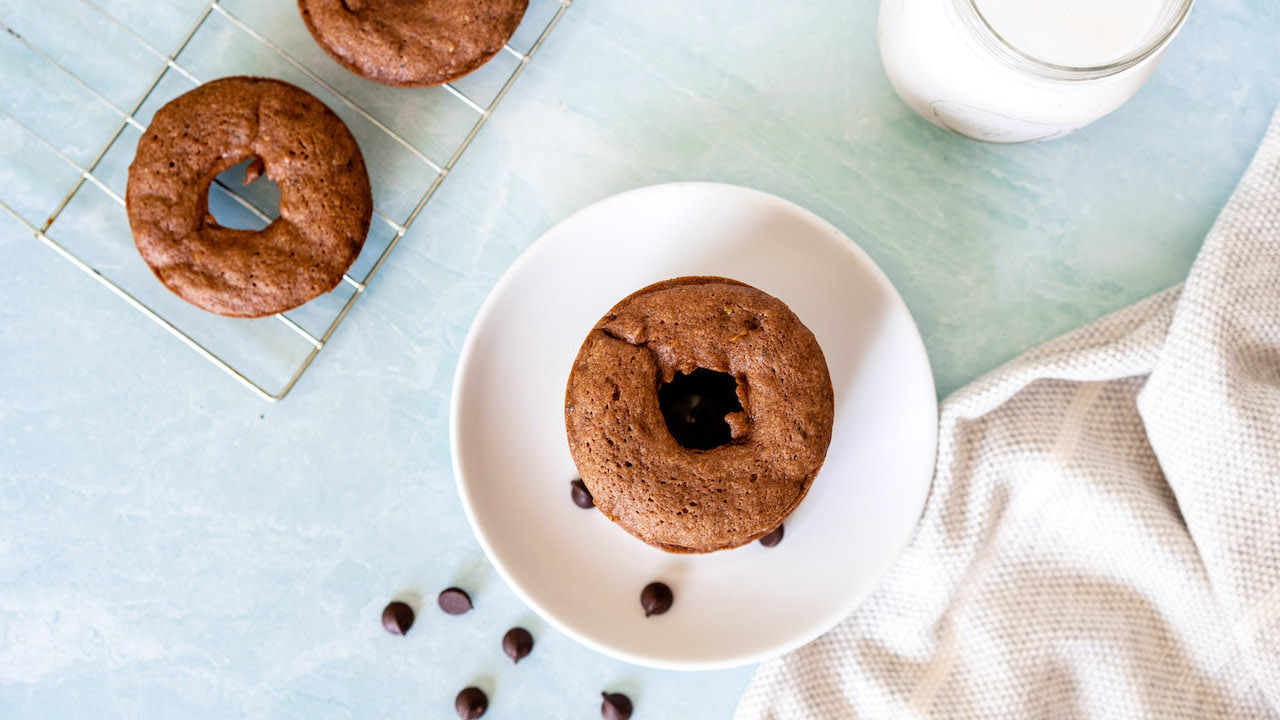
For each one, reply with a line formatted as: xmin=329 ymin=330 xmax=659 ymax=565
xmin=878 ymin=0 xmax=1195 ymax=142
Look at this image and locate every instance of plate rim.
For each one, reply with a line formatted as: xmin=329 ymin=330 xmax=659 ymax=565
xmin=450 ymin=181 xmax=938 ymax=670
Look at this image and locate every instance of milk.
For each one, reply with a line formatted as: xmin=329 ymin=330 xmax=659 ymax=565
xmin=877 ymin=0 xmax=1193 ymax=142
xmin=976 ymin=0 xmax=1168 ymax=67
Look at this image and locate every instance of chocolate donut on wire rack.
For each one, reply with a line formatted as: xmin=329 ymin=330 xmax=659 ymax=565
xmin=126 ymin=76 xmax=372 ymax=318
xmin=298 ymin=0 xmax=529 ymax=88
xmin=565 ymin=277 xmax=835 ymax=553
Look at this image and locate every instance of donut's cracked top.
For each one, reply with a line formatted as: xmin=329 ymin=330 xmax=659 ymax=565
xmin=126 ymin=76 xmax=372 ymax=318
xmin=298 ymin=0 xmax=529 ymax=87
xmin=565 ymin=277 xmax=835 ymax=553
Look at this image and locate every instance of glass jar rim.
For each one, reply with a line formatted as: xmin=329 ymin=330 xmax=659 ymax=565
xmin=951 ymin=0 xmax=1196 ymax=81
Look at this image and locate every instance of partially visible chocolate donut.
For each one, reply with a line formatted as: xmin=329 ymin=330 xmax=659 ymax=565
xmin=565 ymin=277 xmax=835 ymax=553
xmin=298 ymin=0 xmax=529 ymax=88
xmin=126 ymin=76 xmax=372 ymax=318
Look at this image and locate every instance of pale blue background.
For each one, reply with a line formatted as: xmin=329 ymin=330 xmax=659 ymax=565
xmin=2 ymin=0 xmax=1279 ymax=718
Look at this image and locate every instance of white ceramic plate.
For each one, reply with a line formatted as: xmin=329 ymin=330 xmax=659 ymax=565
xmin=451 ymin=183 xmax=937 ymax=670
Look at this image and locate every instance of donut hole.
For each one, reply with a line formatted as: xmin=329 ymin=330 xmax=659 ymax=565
xmin=658 ymin=368 xmax=742 ymax=451
xmin=207 ymin=156 xmax=281 ymax=230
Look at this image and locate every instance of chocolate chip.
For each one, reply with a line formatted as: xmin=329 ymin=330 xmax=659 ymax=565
xmin=502 ymin=627 xmax=533 ymax=663
xmin=438 ymin=587 xmax=473 ymax=615
xmin=758 ymin=524 xmax=785 ymax=548
xmin=571 ymin=479 xmax=595 ymax=509
xmin=455 ymin=687 xmax=487 ymax=719
xmin=381 ymin=600 xmax=414 ymax=635
xmin=601 ymin=692 xmax=633 ymax=720
xmin=640 ymin=581 xmax=673 ymax=617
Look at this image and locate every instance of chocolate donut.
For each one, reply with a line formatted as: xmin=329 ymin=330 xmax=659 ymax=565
xmin=298 ymin=0 xmax=529 ymax=88
xmin=126 ymin=76 xmax=372 ymax=318
xmin=565 ymin=277 xmax=835 ymax=553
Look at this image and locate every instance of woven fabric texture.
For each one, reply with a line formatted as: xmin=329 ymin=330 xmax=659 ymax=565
xmin=736 ymin=109 xmax=1280 ymax=720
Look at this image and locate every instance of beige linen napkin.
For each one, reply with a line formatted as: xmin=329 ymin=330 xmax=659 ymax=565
xmin=737 ymin=109 xmax=1280 ymax=719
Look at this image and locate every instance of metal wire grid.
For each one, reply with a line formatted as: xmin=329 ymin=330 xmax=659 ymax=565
xmin=0 ymin=0 xmax=571 ymax=401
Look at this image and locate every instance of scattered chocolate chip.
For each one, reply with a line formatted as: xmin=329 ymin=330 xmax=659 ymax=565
xmin=438 ymin=587 xmax=473 ymax=615
xmin=381 ymin=600 xmax=414 ymax=635
xmin=601 ymin=691 xmax=633 ymax=720
xmin=758 ymin=524 xmax=785 ymax=548
xmin=571 ymin=479 xmax=595 ymax=509
xmin=640 ymin=581 xmax=673 ymax=617
xmin=502 ymin=626 xmax=534 ymax=663
xmin=455 ymin=687 xmax=488 ymax=719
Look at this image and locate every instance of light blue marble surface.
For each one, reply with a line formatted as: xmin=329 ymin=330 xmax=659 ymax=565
xmin=2 ymin=0 xmax=1279 ymax=718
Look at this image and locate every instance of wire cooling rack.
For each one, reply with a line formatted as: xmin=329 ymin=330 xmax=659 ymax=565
xmin=0 ymin=0 xmax=571 ymax=400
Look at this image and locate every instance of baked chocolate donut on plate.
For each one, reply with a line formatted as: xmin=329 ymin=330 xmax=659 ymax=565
xmin=125 ymin=76 xmax=372 ymax=319
xmin=565 ymin=276 xmax=835 ymax=553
